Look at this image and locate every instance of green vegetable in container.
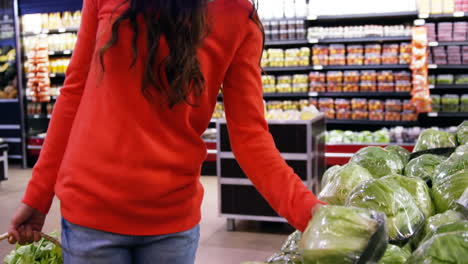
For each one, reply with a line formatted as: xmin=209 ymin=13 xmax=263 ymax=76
xmin=378 ymin=244 xmax=411 ymax=264
xmin=385 ymin=145 xmax=411 ymax=166
xmin=300 ymin=205 xmax=387 ymax=264
xmin=350 ymin=147 xmax=404 ymax=178
xmin=421 ymin=221 xmax=468 ymax=245
xmin=3 ymin=233 xmax=62 ymax=264
xmin=321 ymin=165 xmax=341 ymax=189
xmin=432 ymin=149 xmax=468 ymax=184
xmin=414 ymin=129 xmax=457 ymax=153
xmin=432 ymin=169 xmax=468 ymax=214
xmin=318 ymin=163 xmax=373 ymax=205
xmin=381 ymin=174 xmax=434 ymax=218
xmin=404 ymin=154 xmax=446 ymax=183
xmin=423 ymin=210 xmax=465 ymax=240
xmin=456 ymin=121 xmax=468 ymax=146
xmin=345 ymin=178 xmax=425 ymax=242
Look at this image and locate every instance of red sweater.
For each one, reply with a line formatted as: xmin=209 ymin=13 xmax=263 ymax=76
xmin=23 ymin=0 xmax=322 ymax=235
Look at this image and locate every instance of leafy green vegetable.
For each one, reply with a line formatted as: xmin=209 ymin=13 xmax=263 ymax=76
xmin=432 ymin=169 xmax=468 ymax=213
xmin=345 ymin=178 xmax=425 ymax=242
xmin=378 ymin=245 xmax=411 ymax=264
xmin=404 ymin=154 xmax=446 ymax=183
xmin=350 ymin=147 xmax=404 ymax=178
xmin=381 ymin=174 xmax=434 ymax=218
xmin=385 ymin=145 xmax=411 ymax=166
xmin=433 ymin=150 xmax=468 ymax=185
xmin=267 ymin=231 xmax=303 ymax=264
xmin=414 ymin=129 xmax=457 ymax=152
xmin=407 ymin=230 xmax=468 ymax=264
xmin=421 ymin=221 xmax=468 ymax=244
xmin=456 ymin=121 xmax=468 ymax=145
xmin=423 ymin=210 xmax=465 ymax=240
xmin=458 ymin=188 xmax=468 ymax=215
xmin=321 ymin=165 xmax=342 ymax=189
xmin=300 ymin=205 xmax=387 ymax=264
xmin=318 ymin=163 xmax=373 ymax=205
xmin=3 ymin=233 xmax=62 ymax=264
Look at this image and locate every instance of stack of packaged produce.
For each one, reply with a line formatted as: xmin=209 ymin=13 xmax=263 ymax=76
xmin=429 ymin=73 xmax=468 ymax=85
xmin=431 ymin=94 xmax=468 ymax=112
xmin=410 ymin=27 xmax=432 ymax=113
xmin=262 ymin=74 xmax=309 ymax=94
xmin=21 ymin=11 xmax=81 ymax=33
xmin=25 ymin=40 xmax=50 ymax=103
xmin=261 ymin=48 xmax=311 ymax=68
xmin=254 ymin=121 xmax=468 ymax=264
xmin=419 ymin=0 xmax=468 ymax=14
xmin=264 ymin=20 xmax=306 ymax=42
xmin=308 ymin=25 xmax=411 ymax=40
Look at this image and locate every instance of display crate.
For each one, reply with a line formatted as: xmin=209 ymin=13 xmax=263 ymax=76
xmin=216 ymin=115 xmax=326 ymax=230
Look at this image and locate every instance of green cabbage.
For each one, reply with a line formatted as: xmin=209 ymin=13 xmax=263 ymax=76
xmin=267 ymin=231 xmax=303 ymax=264
xmin=423 ymin=210 xmax=465 ymax=240
xmin=432 ymin=169 xmax=468 ymax=213
xmin=318 ymin=163 xmax=373 ymax=205
xmin=421 ymin=221 xmax=468 ymax=244
xmin=345 ymin=178 xmax=425 ymax=242
xmin=385 ymin=145 xmax=411 ymax=166
xmin=350 ymin=147 xmax=404 ymax=178
xmin=407 ymin=230 xmax=468 ymax=263
xmin=381 ymin=174 xmax=434 ymax=218
xmin=414 ymin=129 xmax=457 ymax=152
xmin=404 ymin=154 xmax=446 ymax=182
xmin=321 ymin=165 xmax=342 ymax=189
xmin=300 ymin=205 xmax=387 ymax=264
xmin=456 ymin=121 xmax=468 ymax=145
xmin=378 ymin=245 xmax=411 ymax=264
xmin=433 ymin=151 xmax=468 ymax=184
xmin=458 ymin=188 xmax=468 ymax=215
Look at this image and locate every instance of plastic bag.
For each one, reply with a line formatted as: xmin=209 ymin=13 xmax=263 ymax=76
xmin=346 ymin=178 xmax=425 ymax=242
xmin=385 ymin=145 xmax=410 ymax=166
xmin=404 ymin=154 xmax=446 ymax=183
xmin=433 ymin=150 xmax=468 ymax=185
xmin=321 ymin=165 xmax=341 ymax=189
xmin=318 ymin=163 xmax=373 ymax=205
xmin=413 ymin=129 xmax=457 ymax=152
xmin=432 ymin=169 xmax=468 ymax=213
xmin=378 ymin=245 xmax=411 ymax=264
xmin=457 ymin=188 xmax=468 ymax=216
xmin=300 ymin=205 xmax=387 ymax=264
xmin=456 ymin=121 xmax=468 ymax=145
xmin=349 ymin=147 xmax=404 ymax=178
xmin=381 ymin=174 xmax=434 ymax=218
xmin=267 ymin=231 xmax=303 ymax=264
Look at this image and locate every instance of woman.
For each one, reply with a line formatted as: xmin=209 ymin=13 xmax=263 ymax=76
xmin=8 ymin=0 xmax=324 ymax=263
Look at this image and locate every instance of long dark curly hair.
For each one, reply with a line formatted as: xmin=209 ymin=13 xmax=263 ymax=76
xmin=100 ymin=0 xmax=263 ymax=108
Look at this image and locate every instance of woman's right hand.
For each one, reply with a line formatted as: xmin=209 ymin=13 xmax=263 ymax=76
xmin=8 ymin=203 xmax=46 ymax=245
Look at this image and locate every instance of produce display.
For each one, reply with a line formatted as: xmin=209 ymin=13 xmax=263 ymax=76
xmin=426 ymin=22 xmax=468 ymax=42
xmin=325 ymin=129 xmax=391 ymax=144
xmin=431 ymin=94 xmax=468 ymax=113
xmin=21 ymin=11 xmax=81 ymax=33
xmin=429 ymin=45 xmax=468 ymax=65
xmin=349 ymin=146 xmax=404 ymax=177
xmin=262 ymin=74 xmax=309 ymax=94
xmin=3 ymin=233 xmax=62 ymax=264
xmin=261 ymin=48 xmax=310 ymax=68
xmin=0 ymin=47 xmax=18 ymax=99
xmin=265 ymin=20 xmax=306 ymax=41
xmin=308 ymin=25 xmax=411 ymax=40
xmin=414 ymin=128 xmax=457 ymax=152
xmin=49 ymin=58 xmax=70 ymax=74
xmin=457 ymin=121 xmax=468 ymax=145
xmin=404 ymin=154 xmax=446 ymax=182
xmin=25 ymin=39 xmax=51 ymax=102
xmin=23 ymin=34 xmax=76 ymax=54
xmin=377 ymin=244 xmax=411 ymax=264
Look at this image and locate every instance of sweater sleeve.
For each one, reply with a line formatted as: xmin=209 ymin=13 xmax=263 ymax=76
xmin=22 ymin=0 xmax=99 ymax=215
xmin=222 ymin=18 xmax=324 ymax=231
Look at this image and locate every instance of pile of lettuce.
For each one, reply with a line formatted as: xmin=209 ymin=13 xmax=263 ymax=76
xmin=3 ymin=233 xmax=62 ymax=264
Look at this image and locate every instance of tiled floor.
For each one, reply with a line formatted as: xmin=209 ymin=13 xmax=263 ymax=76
xmin=0 ymin=168 xmax=291 ymax=264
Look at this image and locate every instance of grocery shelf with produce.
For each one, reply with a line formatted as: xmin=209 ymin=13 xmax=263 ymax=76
xmin=306 ymin=11 xmax=419 ymax=23
xmin=326 ymin=119 xmax=420 ymax=127
xmin=21 ymin=27 xmax=78 ymax=37
xmin=310 ymin=92 xmax=411 ymax=98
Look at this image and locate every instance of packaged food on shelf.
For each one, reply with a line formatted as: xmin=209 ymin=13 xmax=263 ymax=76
xmin=385 ymin=100 xmax=403 ymax=112
xmin=352 ymin=110 xmax=368 ymax=120
xmin=263 ymin=84 xmax=276 ymax=94
xmin=436 ymin=74 xmax=454 ymax=85
xmin=312 ymin=55 xmax=329 ymax=66
xmin=455 ymin=74 xmax=468 ymax=85
xmin=293 ymin=74 xmax=308 ymax=84
xmin=293 ymin=83 xmax=308 ymax=93
xmin=351 ymin=98 xmax=367 ymax=111
xmin=276 ymin=83 xmax=293 ymax=93
xmin=277 ymin=75 xmax=292 ymax=84
xmin=394 ymin=71 xmax=411 ymax=81
xmin=319 ymin=98 xmax=334 ymax=109
xmin=428 ymin=75 xmax=436 ymax=85
xmin=441 ymin=94 xmax=460 ymax=112
xmin=360 ymin=70 xmax=377 ymax=82
xmin=322 ymin=108 xmax=336 ymax=119
xmin=309 ymin=98 xmax=318 ymax=108
xmin=461 ymin=95 xmax=468 ymax=112
xmin=431 ymin=95 xmax=441 ymax=112
xmin=365 ymin=44 xmax=382 ymax=55
xmin=329 ymin=54 xmax=346 ymax=65
xmin=329 ymin=44 xmax=345 ymax=55
xmin=369 ymin=100 xmax=384 ymax=111
xmin=347 ymin=45 xmax=364 ymax=55
xmin=401 ymin=111 xmax=418 ymax=121
xmin=383 ymin=44 xmax=399 ymax=54
xmin=309 ymin=72 xmax=326 ymax=83
xmin=385 ymin=111 xmax=401 ymax=121
xmin=382 ymin=53 xmax=399 ymax=65
xmin=335 ymin=99 xmax=351 ymax=110
xmin=343 ymin=82 xmax=359 ymax=92
xmin=395 ymin=81 xmax=412 ymax=92
xmin=262 ymin=75 xmax=276 ymax=86
xmin=313 ymin=45 xmax=329 ymax=56
xmin=327 ymin=82 xmax=343 ymax=92
xmin=327 ymin=71 xmax=343 ymax=83
xmin=400 ymin=43 xmax=412 ymax=54
xmin=369 ymin=110 xmax=384 ymax=121
xmin=347 ymin=54 xmax=364 ymax=65
xmin=377 ymin=71 xmax=394 ymax=82
xmin=336 ymin=109 xmax=351 ymax=120
xmin=360 ymin=81 xmax=377 ymax=92
xmin=343 ymin=71 xmax=360 ymax=83
xmin=378 ymin=82 xmax=395 ymax=92
xmin=310 ymin=81 xmax=326 ymax=92
xmin=403 ymin=100 xmax=416 ymax=112
xmin=364 ymin=54 xmax=381 ymax=65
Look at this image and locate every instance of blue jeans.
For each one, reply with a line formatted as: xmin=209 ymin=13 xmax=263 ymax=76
xmin=61 ymin=218 xmax=200 ymax=264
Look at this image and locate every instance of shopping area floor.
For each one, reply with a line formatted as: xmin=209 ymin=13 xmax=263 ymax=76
xmin=0 ymin=168 xmax=291 ymax=264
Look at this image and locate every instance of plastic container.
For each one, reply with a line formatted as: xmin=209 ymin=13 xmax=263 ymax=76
xmin=382 ymin=53 xmax=399 ymax=64
xmin=402 ymin=111 xmax=418 ymax=121
xmin=403 ymin=100 xmax=416 ymax=112
xmin=336 ymin=109 xmax=352 ymax=120
xmin=352 ymin=110 xmax=369 ymax=120
xmin=309 ymin=72 xmax=326 ymax=83
xmin=327 ymin=82 xmax=343 ymax=92
xmin=321 ymin=108 xmax=336 ymax=119
xmin=347 ymin=45 xmax=364 ymax=55
xmin=335 ymin=99 xmax=351 ymax=110
xmin=361 ymin=70 xmax=377 ymax=82
xmin=330 ymin=44 xmax=346 ymax=55
xmin=313 ymin=45 xmax=329 ymax=56
xmin=385 ymin=99 xmax=403 ymax=112
xmin=365 ymin=44 xmax=382 ymax=54
xmin=377 ymin=71 xmax=394 ymax=82
xmin=319 ymin=98 xmax=334 ymax=109
xmin=369 ymin=100 xmax=384 ymax=111
xmin=347 ymin=54 xmax=364 ymax=65
xmin=329 ymin=54 xmax=346 ymax=65
xmin=378 ymin=82 xmax=395 ymax=92
xmin=394 ymin=71 xmax=411 ymax=81
xmin=327 ymin=71 xmax=343 ymax=83
xmin=351 ymin=98 xmax=368 ymax=111
xmin=344 ymin=71 xmax=360 ymax=83
xmin=395 ymin=81 xmax=412 ymax=92
xmin=343 ymin=82 xmax=359 ymax=92
xmin=383 ymin=44 xmax=399 ymax=54
xmin=385 ymin=111 xmax=401 ymax=121
xmin=437 ymin=74 xmax=454 ymax=85
xmin=360 ymin=81 xmax=377 ymax=92
xmin=310 ymin=82 xmax=326 ymax=92
xmin=365 ymin=54 xmax=381 ymax=65
xmin=441 ymin=94 xmax=460 ymax=112
xmin=431 ymin=95 xmax=441 ymax=112
xmin=312 ymin=55 xmax=329 ymax=66
xmin=369 ymin=110 xmax=384 ymax=121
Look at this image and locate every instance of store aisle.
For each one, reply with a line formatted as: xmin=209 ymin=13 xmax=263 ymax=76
xmin=0 ymin=168 xmax=289 ymax=264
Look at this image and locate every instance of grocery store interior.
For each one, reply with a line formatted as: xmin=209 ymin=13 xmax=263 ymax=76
xmin=0 ymin=0 xmax=467 ymax=263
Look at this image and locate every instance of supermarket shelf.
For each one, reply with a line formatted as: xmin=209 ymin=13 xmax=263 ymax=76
xmin=309 ymin=92 xmax=411 ymax=98
xmin=326 ymin=119 xmax=419 ymax=127
xmin=0 ymin=99 xmax=19 ymax=103
xmin=307 ymin=11 xmax=418 ymax=22
xmin=22 ymin=27 xmax=79 ymax=37
xmin=419 ymin=112 xmax=468 ymax=126
xmin=27 ymin=145 xmax=42 ymax=150
xmin=428 ymin=64 xmax=468 ymax=70
xmin=420 ymin=12 xmax=467 ymax=21
xmin=424 ymin=112 xmax=468 ymax=118
xmin=48 ymin=50 xmax=73 ymax=56
xmin=263 ymin=66 xmax=312 ymax=72
xmin=430 ymin=84 xmax=468 ymax=93
xmin=264 ymin=64 xmax=409 ymax=72
xmin=428 ymin=41 xmax=468 ymax=47
xmin=27 ymin=114 xmax=51 ymax=119
xmin=263 ymin=92 xmax=309 ymax=99
xmin=265 ymin=39 xmax=309 ymax=47
xmin=312 ymin=36 xmax=412 ymax=44
xmin=49 ymin=73 xmax=66 ymax=78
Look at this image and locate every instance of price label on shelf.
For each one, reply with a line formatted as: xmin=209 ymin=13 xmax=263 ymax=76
xmin=429 ymin=85 xmax=435 ymax=89
xmin=313 ymin=65 xmax=324 ymax=70
xmin=308 ymin=15 xmax=318 ymax=20
xmin=58 ymin=28 xmax=66 ymax=33
xmin=308 ymin=38 xmax=319 ymax=44
xmin=33 ymin=115 xmax=40 ymax=119
xmin=308 ymin=92 xmax=318 ymax=97
xmin=418 ymin=13 xmax=430 ymax=19
xmin=428 ymin=64 xmax=438 ymax=69
xmin=428 ymin=41 xmax=438 ymax=47
xmin=41 ymin=29 xmax=49 ymax=34
xmin=50 ymin=73 xmax=56 ymax=78
xmin=48 ymin=51 xmax=55 ymax=55
xmin=63 ymin=50 xmax=71 ymax=55
xmin=414 ymin=19 xmax=426 ymax=26
xmin=453 ymin=12 xmax=464 ymax=17
xmin=47 ymin=115 xmax=52 ymax=119
xmin=428 ymin=112 xmax=438 ymax=117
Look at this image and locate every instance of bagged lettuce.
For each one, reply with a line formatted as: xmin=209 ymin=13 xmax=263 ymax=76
xmin=414 ymin=129 xmax=457 ymax=152
xmin=381 ymin=174 xmax=434 ymax=218
xmin=456 ymin=121 xmax=468 ymax=145
xmin=267 ymin=231 xmax=303 ymax=264
xmin=458 ymin=188 xmax=468 ymax=216
xmin=378 ymin=245 xmax=411 ymax=264
xmin=300 ymin=205 xmax=387 ymax=264
xmin=404 ymin=154 xmax=446 ymax=183
xmin=321 ymin=165 xmax=341 ymax=189
xmin=433 ymin=150 xmax=468 ymax=184
xmin=346 ymin=178 xmax=425 ymax=242
xmin=421 ymin=221 xmax=468 ymax=244
xmin=350 ymin=147 xmax=404 ymax=178
xmin=385 ymin=145 xmax=411 ymax=166
xmin=423 ymin=210 xmax=465 ymax=239
xmin=318 ymin=163 xmax=373 ymax=205
xmin=432 ymin=169 xmax=468 ymax=213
